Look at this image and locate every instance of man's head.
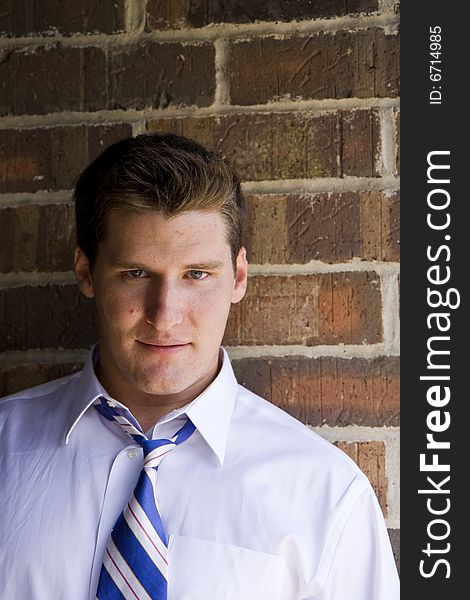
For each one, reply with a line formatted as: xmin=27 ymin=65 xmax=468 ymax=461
xmin=73 ymin=133 xmax=248 ymax=410
xmin=74 ymin=132 xmax=245 ymax=271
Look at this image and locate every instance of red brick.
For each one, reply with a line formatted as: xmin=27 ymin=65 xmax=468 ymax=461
xmin=0 ymin=285 xmax=96 ymax=351
xmin=146 ymin=0 xmax=378 ymax=30
xmin=341 ymin=109 xmax=380 ymax=176
xmin=0 ymin=361 xmax=84 ymax=397
xmin=148 ymin=110 xmax=381 ymax=180
xmin=359 ymin=191 xmax=400 ymax=261
xmin=230 ymin=30 xmax=399 ymax=105
xmin=243 ymin=195 xmax=289 ymax=264
xmin=0 ymin=203 xmax=75 ymax=273
xmin=232 ymin=355 xmax=399 ymax=426
xmin=287 ymin=193 xmax=361 ymax=262
xmin=0 ymin=0 xmax=126 ymax=36
xmin=224 ymin=272 xmax=382 ymax=345
xmin=107 ymin=42 xmax=215 ymax=111
xmin=335 ymin=441 xmax=388 ymax=515
xmin=0 ymin=43 xmax=214 ymax=116
xmin=0 ymin=46 xmax=106 ymax=116
xmin=244 ymin=192 xmax=399 ymax=264
xmin=0 ymin=124 xmax=132 ymax=193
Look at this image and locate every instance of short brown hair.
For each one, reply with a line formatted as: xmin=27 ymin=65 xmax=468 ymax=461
xmin=74 ymin=132 xmax=245 ymax=268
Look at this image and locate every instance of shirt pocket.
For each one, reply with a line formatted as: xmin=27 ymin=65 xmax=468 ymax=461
xmin=167 ymin=534 xmax=288 ymax=600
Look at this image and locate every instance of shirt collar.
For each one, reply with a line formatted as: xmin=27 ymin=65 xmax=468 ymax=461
xmin=183 ymin=348 xmax=238 ymax=466
xmin=65 ymin=346 xmax=238 ymax=466
xmin=64 ymin=345 xmax=111 ymax=445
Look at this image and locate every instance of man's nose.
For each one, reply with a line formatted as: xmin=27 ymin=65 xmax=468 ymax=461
xmin=144 ymin=279 xmax=183 ymax=331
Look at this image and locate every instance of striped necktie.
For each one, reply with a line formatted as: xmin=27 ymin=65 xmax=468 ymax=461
xmin=94 ymin=396 xmax=196 ymax=599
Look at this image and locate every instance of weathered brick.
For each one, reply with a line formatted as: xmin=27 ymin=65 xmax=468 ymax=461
xmin=0 ymin=0 xmax=126 ymax=37
xmin=232 ymin=355 xmax=399 ymax=426
xmin=107 ymin=42 xmax=215 ymax=111
xmin=243 ymin=195 xmax=289 ymax=264
xmin=224 ymin=272 xmax=382 ymax=345
xmin=0 ymin=42 xmax=214 ymax=116
xmin=148 ymin=110 xmax=381 ymax=180
xmin=287 ymin=193 xmax=362 ymax=262
xmin=244 ymin=191 xmax=399 ymax=264
xmin=0 ymin=46 xmax=106 ymax=116
xmin=146 ymin=0 xmax=378 ymax=30
xmin=0 ymin=361 xmax=84 ymax=397
xmin=359 ymin=191 xmax=399 ymax=261
xmin=341 ymin=109 xmax=380 ymax=176
xmin=0 ymin=203 xmax=75 ymax=273
xmin=230 ymin=30 xmax=399 ymax=105
xmin=335 ymin=440 xmax=387 ymax=515
xmin=0 ymin=124 xmax=132 ymax=193
xmin=0 ymin=285 xmax=96 ymax=351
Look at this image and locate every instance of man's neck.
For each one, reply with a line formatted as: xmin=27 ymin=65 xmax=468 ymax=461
xmin=94 ymin=352 xmax=222 ymax=433
xmin=123 ymin=398 xmax=192 ymax=435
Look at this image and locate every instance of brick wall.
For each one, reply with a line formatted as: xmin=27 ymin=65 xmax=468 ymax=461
xmin=0 ymin=0 xmax=400 ymax=568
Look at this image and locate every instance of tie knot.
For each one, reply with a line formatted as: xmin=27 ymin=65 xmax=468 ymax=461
xmin=142 ymin=438 xmax=176 ymax=469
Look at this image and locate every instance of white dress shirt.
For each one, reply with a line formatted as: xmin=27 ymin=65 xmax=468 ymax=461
xmin=0 ymin=347 xmax=399 ymax=599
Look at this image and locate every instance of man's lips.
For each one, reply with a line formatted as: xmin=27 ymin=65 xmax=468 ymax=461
xmin=136 ymin=340 xmax=190 ymax=352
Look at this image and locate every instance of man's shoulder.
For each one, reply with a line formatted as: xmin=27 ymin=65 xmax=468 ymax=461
xmin=235 ymin=383 xmax=313 ymax=436
xmin=234 ymin=383 xmax=365 ymax=479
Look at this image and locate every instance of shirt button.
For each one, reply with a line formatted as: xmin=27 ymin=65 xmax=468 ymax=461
xmin=127 ymin=449 xmax=138 ymax=459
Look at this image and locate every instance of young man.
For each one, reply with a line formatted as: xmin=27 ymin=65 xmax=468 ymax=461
xmin=0 ymin=133 xmax=399 ymax=599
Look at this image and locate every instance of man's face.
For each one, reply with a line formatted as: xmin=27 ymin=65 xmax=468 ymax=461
xmin=75 ymin=210 xmax=247 ymax=403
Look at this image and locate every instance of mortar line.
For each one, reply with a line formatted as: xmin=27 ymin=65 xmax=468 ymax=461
xmin=214 ymin=38 xmax=231 ymax=105
xmin=225 ymin=344 xmax=398 ymax=359
xmin=124 ymin=0 xmax=146 ymax=34
xmin=378 ymin=0 xmax=400 ymax=15
xmin=0 ymin=261 xmax=400 ymax=288
xmin=0 ymin=97 xmax=400 ymax=130
xmin=247 ymin=261 xmax=400 ymax=275
xmin=0 ymin=177 xmax=400 ymax=208
xmin=0 ymin=190 xmax=73 ymax=208
xmin=380 ymin=106 xmax=399 ymax=177
xmin=0 ymin=348 xmax=89 ymax=365
xmin=0 ymin=14 xmax=400 ymax=50
xmin=0 ymin=272 xmax=76 ymax=288
xmin=384 ymin=433 xmax=400 ymax=528
xmin=242 ymin=177 xmax=400 ymax=193
xmin=308 ymin=424 xmax=399 ymax=441
xmin=380 ymin=269 xmax=401 ymax=354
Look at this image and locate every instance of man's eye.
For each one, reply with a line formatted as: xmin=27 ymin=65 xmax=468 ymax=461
xmin=187 ymin=270 xmax=208 ymax=280
xmin=124 ymin=269 xmax=148 ymax=279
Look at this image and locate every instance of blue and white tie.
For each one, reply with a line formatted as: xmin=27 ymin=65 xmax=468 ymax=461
xmin=94 ymin=397 xmax=195 ymax=599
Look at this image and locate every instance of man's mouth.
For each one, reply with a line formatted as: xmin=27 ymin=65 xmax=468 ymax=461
xmin=136 ymin=340 xmax=190 ymax=353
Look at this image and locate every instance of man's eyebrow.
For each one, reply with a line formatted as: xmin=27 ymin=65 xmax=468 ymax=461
xmin=184 ymin=261 xmax=225 ymax=270
xmin=109 ymin=260 xmax=225 ymax=270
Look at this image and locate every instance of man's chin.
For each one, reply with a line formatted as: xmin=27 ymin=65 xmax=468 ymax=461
xmin=130 ymin=371 xmax=189 ymax=397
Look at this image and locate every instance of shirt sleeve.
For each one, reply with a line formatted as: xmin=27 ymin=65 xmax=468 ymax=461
xmin=319 ymin=484 xmax=400 ymax=600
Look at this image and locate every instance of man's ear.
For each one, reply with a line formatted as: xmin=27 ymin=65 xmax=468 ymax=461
xmin=231 ymin=247 xmax=248 ymax=304
xmin=74 ymin=247 xmax=95 ymax=299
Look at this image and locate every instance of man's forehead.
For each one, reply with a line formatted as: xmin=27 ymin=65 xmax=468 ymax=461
xmin=101 ymin=209 xmax=232 ymax=263
xmin=105 ymin=208 xmax=226 ymax=232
